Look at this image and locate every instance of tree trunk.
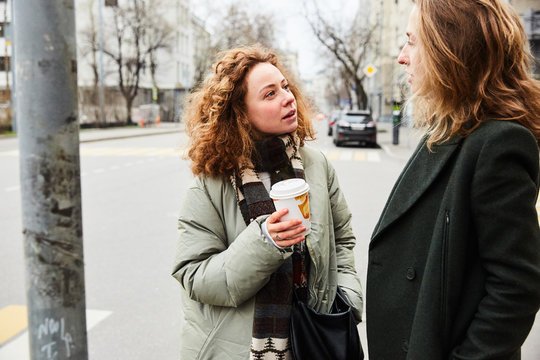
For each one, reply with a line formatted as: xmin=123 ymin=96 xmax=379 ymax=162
xmin=355 ymin=79 xmax=368 ymax=110
xmin=126 ymin=96 xmax=134 ymax=124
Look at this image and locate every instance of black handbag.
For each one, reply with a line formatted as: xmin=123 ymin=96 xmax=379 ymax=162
xmin=290 ymin=286 xmax=364 ymax=360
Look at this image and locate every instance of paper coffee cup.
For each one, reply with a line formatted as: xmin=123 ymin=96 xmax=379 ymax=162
xmin=269 ymin=178 xmax=311 ymax=236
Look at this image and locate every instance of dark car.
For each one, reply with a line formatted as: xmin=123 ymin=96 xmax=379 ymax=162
xmin=332 ymin=110 xmax=377 ymax=147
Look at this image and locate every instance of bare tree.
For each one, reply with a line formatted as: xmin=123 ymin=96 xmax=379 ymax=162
xmin=144 ymin=4 xmax=174 ymax=98
xmin=101 ymin=0 xmax=173 ymax=123
xmin=211 ymin=3 xmax=277 ymax=51
xmin=191 ymin=35 xmax=212 ymax=90
xmin=303 ymin=0 xmax=375 ymax=109
xmin=78 ymin=0 xmax=102 ymax=122
xmin=322 ymin=60 xmax=349 ymax=109
xmin=189 ymin=2 xmax=279 ymax=90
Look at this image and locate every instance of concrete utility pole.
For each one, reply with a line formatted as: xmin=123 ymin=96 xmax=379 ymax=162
xmin=13 ymin=1 xmax=88 ymax=359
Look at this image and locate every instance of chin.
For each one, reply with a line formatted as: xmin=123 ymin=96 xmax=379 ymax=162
xmin=285 ymin=123 xmax=298 ymax=134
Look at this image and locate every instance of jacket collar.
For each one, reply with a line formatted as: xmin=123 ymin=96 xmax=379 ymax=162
xmin=371 ymin=136 xmax=462 ymax=243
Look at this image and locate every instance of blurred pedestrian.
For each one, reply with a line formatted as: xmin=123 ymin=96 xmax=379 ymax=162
xmin=366 ymin=0 xmax=540 ymax=359
xmin=172 ymin=45 xmax=363 ymax=360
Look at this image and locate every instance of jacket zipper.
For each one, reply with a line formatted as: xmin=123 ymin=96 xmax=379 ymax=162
xmin=440 ymin=211 xmax=450 ymax=340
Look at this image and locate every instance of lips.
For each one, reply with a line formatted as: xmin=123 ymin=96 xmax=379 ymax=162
xmin=282 ymin=109 xmax=296 ymax=120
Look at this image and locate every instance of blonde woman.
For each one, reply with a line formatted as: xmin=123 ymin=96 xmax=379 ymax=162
xmin=366 ymin=1 xmax=540 ymax=359
xmin=172 ymin=45 xmax=363 ymax=359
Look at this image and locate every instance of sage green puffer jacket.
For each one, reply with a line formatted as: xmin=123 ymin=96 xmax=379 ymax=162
xmin=172 ymin=145 xmax=363 ymax=360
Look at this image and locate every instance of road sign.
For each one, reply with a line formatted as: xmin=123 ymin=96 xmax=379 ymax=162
xmin=363 ymin=64 xmax=377 ymax=77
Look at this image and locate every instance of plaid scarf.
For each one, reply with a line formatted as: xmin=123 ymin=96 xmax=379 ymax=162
xmin=231 ymin=134 xmax=309 ymax=360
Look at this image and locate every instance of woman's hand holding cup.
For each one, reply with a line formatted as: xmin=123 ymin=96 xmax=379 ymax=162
xmin=266 ymin=208 xmax=306 ymax=247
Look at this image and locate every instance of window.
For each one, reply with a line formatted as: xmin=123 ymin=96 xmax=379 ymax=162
xmin=0 ymin=23 xmax=8 ymax=38
xmin=105 ymin=0 xmax=118 ymax=6
xmin=0 ymin=57 xmax=10 ymax=72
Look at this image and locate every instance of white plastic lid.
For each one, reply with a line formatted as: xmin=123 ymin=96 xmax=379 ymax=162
xmin=269 ymin=178 xmax=310 ymax=199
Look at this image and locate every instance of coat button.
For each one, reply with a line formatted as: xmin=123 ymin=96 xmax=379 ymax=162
xmin=406 ymin=267 xmax=416 ymax=280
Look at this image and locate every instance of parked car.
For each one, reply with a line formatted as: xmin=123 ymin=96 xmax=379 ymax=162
xmin=332 ymin=110 xmax=377 ymax=147
xmin=327 ymin=110 xmax=341 ymax=136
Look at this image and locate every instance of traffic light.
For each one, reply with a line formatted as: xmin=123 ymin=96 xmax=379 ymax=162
xmin=392 ymin=101 xmax=402 ymax=145
xmin=392 ymin=101 xmax=402 ymax=123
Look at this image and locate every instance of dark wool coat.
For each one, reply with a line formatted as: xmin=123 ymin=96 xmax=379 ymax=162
xmin=366 ymin=120 xmax=540 ymax=360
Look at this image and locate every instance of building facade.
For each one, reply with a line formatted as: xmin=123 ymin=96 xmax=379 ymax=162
xmin=75 ymin=0 xmax=210 ymax=124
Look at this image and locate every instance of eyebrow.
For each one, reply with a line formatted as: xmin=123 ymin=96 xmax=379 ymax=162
xmin=258 ymin=78 xmax=287 ymax=96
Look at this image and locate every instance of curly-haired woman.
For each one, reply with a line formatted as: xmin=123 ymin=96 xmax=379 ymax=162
xmin=366 ymin=0 xmax=540 ymax=359
xmin=171 ymin=45 xmax=364 ymax=359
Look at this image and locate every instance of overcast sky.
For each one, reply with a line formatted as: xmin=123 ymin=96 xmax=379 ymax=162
xmin=192 ymin=0 xmax=362 ymax=78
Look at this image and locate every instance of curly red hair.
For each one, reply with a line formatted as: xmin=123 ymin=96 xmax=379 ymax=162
xmin=183 ymin=45 xmax=315 ymax=179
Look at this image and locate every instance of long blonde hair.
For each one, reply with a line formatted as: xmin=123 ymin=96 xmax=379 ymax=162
xmin=183 ymin=45 xmax=314 ymax=179
xmin=413 ymin=0 xmax=540 ymax=148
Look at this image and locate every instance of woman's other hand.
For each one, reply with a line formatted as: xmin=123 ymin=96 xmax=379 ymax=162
xmin=266 ymin=208 xmax=305 ymax=247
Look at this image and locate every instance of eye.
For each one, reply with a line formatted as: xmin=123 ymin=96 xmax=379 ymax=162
xmin=283 ymin=83 xmax=290 ymax=91
xmin=264 ymin=90 xmax=276 ymax=99
xmin=403 ymin=35 xmax=413 ymax=47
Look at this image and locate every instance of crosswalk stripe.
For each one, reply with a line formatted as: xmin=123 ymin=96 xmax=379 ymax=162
xmin=354 ymin=152 xmax=366 ymax=161
xmin=326 ymin=150 xmax=340 ymax=160
xmin=321 ymin=149 xmax=382 ymax=162
xmin=0 ymin=308 xmax=111 ymax=360
xmin=340 ymin=151 xmax=353 ymax=161
xmin=0 ymin=306 xmax=27 ymax=345
xmin=367 ymin=152 xmax=381 ymax=162
xmin=0 ymin=150 xmax=18 ymax=156
xmin=2 ymin=147 xmax=379 ymax=161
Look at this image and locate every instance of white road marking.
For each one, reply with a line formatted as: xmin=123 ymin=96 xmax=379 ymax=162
xmin=0 ymin=309 xmax=112 ymax=360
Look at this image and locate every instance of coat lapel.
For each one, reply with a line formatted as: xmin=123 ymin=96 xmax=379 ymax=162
xmin=371 ymin=137 xmax=462 ymax=243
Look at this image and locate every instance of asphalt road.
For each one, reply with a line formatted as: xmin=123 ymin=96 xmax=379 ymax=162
xmin=1 ymin=120 xmax=539 ymax=359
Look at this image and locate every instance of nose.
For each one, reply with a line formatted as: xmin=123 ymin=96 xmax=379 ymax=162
xmin=282 ymin=88 xmax=295 ymax=106
xmin=397 ymin=45 xmax=408 ymax=65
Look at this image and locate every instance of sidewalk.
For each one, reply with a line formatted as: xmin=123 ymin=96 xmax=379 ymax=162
xmin=79 ymin=121 xmax=184 ymax=143
xmin=0 ymin=122 xmax=184 ymax=143
xmin=376 ymin=121 xmax=423 ymax=161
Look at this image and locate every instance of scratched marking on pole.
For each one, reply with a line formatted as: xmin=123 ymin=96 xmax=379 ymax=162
xmin=36 ymin=318 xmax=73 ymax=359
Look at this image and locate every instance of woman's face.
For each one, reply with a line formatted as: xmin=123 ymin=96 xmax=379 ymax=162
xmin=397 ymin=5 xmax=425 ymax=94
xmin=244 ymin=62 xmax=298 ymax=137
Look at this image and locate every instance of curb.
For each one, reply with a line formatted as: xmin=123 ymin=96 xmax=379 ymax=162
xmin=80 ymin=128 xmax=183 ymax=143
